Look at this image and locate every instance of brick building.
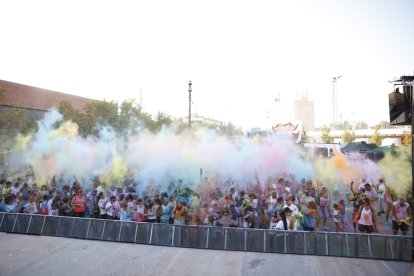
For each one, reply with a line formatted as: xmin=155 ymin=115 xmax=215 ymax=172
xmin=0 ymin=79 xmax=94 ymax=120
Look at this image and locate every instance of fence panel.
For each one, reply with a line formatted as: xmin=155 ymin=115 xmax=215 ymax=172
xmin=287 ymin=231 xmax=305 ymax=254
xmin=71 ymin=218 xmax=89 ymax=239
xmin=118 ymin=222 xmax=136 ymax=243
xmin=370 ymin=235 xmax=387 ymax=259
xmin=246 ymin=229 xmax=264 ymax=252
xmin=4 ymin=214 xmax=17 ymax=232
xmin=327 ymin=233 xmax=347 ymax=257
xmin=206 ymin=227 xmax=225 ymax=250
xmin=226 ymin=228 xmax=245 ymax=251
xmin=56 ymin=217 xmax=75 ymax=238
xmin=135 ymin=223 xmax=151 ymax=244
xmin=27 ymin=215 xmax=44 ymax=235
xmin=174 ymin=225 xmax=207 ymax=248
xmin=12 ymin=214 xmax=31 ymax=234
xmin=86 ymin=219 xmax=105 ymax=240
xmin=103 ymin=220 xmax=122 ymax=241
xmin=41 ymin=216 xmax=60 ymax=236
xmin=265 ymin=231 xmax=285 ymax=253
xmin=151 ymin=223 xmax=172 ymax=246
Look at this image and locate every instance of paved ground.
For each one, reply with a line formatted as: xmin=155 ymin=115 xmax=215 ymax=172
xmin=0 ymin=233 xmax=413 ymax=276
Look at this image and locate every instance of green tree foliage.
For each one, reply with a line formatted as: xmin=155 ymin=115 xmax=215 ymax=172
xmin=58 ymin=99 xmax=180 ymax=136
xmin=321 ymin=126 xmax=333 ymax=143
xmin=341 ymin=127 xmax=356 ymax=144
xmin=402 ymin=130 xmax=412 ymax=147
xmin=370 ymin=125 xmax=383 ymax=146
xmin=0 ymin=107 xmax=37 ymax=137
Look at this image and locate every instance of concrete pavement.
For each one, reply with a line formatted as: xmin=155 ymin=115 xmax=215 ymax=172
xmin=0 ymin=233 xmax=413 ymax=276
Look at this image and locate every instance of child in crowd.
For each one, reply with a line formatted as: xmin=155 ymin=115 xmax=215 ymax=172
xmin=333 ymin=203 xmax=344 ymax=232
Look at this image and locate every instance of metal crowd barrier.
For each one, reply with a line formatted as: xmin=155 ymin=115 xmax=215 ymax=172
xmin=0 ymin=212 xmax=411 ymax=261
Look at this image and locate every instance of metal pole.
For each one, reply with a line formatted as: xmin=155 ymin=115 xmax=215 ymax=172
xmin=188 ymin=80 xmax=192 ymax=128
xmin=411 ymin=82 xmax=414 ymax=261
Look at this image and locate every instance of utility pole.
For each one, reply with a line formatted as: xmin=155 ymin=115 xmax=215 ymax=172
xmin=188 ymin=80 xmax=192 ymax=128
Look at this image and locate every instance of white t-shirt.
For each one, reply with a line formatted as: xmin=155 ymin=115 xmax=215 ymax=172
xmin=377 ymin=184 xmax=386 ymax=199
xmin=365 ymin=189 xmax=378 ymax=209
xmin=251 ymin=199 xmax=258 ymax=209
xmin=11 ymin=186 xmax=21 ymax=195
xmin=275 ymin=220 xmax=287 ymax=230
xmin=98 ymin=198 xmax=108 ymax=215
xmin=359 ymin=207 xmax=373 ymax=226
xmin=283 ymin=203 xmax=299 ymax=216
xmin=333 ymin=209 xmax=341 ymax=223
xmin=105 ymin=201 xmax=120 ymax=217
xmin=393 ymin=202 xmax=410 ymax=221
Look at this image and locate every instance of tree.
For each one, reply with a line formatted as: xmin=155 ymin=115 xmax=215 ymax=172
xmin=370 ymin=125 xmax=383 ymax=146
xmin=0 ymin=107 xmax=37 ymax=137
xmin=402 ymin=130 xmax=412 ymax=147
xmin=341 ymin=127 xmax=356 ymax=144
xmin=321 ymin=126 xmax=333 ymax=143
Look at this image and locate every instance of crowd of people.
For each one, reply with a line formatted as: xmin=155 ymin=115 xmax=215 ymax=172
xmin=0 ymin=175 xmax=412 ymax=235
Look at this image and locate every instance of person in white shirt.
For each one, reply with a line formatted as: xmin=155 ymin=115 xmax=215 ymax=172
xmin=364 ymin=183 xmax=379 ymax=225
xmin=275 ymin=207 xmax=296 ymax=231
xmin=11 ymin=182 xmax=21 ymax=195
xmin=283 ymin=196 xmax=299 ymax=215
xmin=283 ymin=196 xmax=299 ymax=230
xmin=105 ymin=196 xmax=120 ymax=219
xmin=391 ymin=198 xmax=412 ymax=235
xmin=97 ymin=192 xmax=108 ymax=219
xmin=358 ymin=179 xmax=368 ymax=191
xmin=377 ymin=179 xmax=386 ymax=215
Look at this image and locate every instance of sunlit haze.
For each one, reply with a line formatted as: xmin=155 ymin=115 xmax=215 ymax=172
xmin=1 ymin=0 xmax=413 ymax=131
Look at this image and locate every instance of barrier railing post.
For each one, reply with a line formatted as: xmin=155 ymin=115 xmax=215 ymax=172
xmin=390 ymin=237 xmax=394 ymax=259
xmin=118 ymin=222 xmax=123 ymax=242
xmin=149 ymin=223 xmax=154 ymax=244
xmin=224 ymin=229 xmax=227 ymax=250
xmin=284 ymin=231 xmax=287 ymax=253
xmin=172 ymin=225 xmax=175 ymax=246
xmin=368 ymin=235 xmax=372 ymax=258
xmin=86 ymin=219 xmax=91 ymax=239
xmin=134 ymin=223 xmax=139 ymax=243
xmin=12 ymin=214 xmax=19 ymax=233
xmin=206 ymin=227 xmax=210 ymax=248
xmin=263 ymin=230 xmax=266 ymax=252
xmin=40 ymin=216 xmax=46 ymax=235
xmin=0 ymin=213 xmax=5 ymax=229
xmin=56 ymin=217 xmax=61 ymax=236
xmin=70 ymin=218 xmax=76 ymax=237
xmin=26 ymin=215 xmax=33 ymax=234
xmin=101 ymin=220 xmax=107 ymax=240
xmin=325 ymin=233 xmax=329 ymax=255
xmin=345 ymin=233 xmax=349 ymax=257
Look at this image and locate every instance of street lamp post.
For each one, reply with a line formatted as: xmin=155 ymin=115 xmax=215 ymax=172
xmin=188 ymin=80 xmax=192 ymax=128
